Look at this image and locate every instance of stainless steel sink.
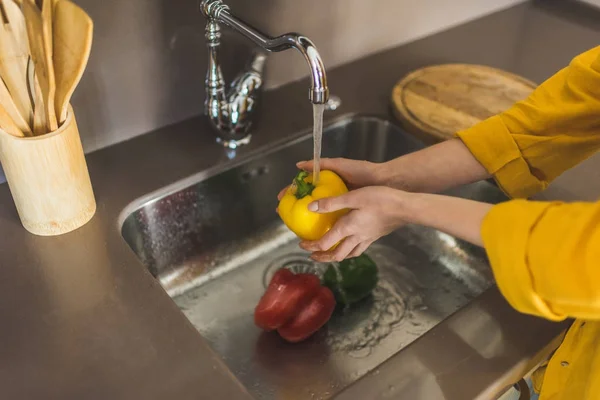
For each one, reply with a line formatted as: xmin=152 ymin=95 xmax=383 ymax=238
xmin=121 ymin=116 xmax=508 ymax=399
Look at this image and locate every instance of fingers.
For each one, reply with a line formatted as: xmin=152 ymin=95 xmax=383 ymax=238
xmin=277 ymin=185 xmax=290 ymax=201
xmin=296 ymin=160 xmax=311 ymax=170
xmin=307 ymin=191 xmax=358 ymax=213
xmin=311 ymin=236 xmax=361 ymax=263
xmin=300 ymin=216 xmax=353 ymax=253
xmin=347 ymin=241 xmax=371 ymax=258
xmin=278 ymin=158 xmax=343 ymax=202
xmin=297 ymin=158 xmax=342 ymax=172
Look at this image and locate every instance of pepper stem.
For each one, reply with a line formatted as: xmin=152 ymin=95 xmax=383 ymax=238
xmin=294 ymin=170 xmax=315 ymax=199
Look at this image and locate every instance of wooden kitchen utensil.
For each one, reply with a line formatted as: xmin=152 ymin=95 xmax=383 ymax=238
xmin=0 ymin=101 xmax=24 ymax=137
xmin=41 ymin=0 xmax=53 ymax=57
xmin=23 ymin=0 xmax=58 ymax=132
xmin=0 ymin=1 xmax=32 ymax=135
xmin=53 ymin=0 xmax=93 ymax=124
xmin=391 ymin=64 xmax=536 ymax=143
xmin=0 ymin=69 xmax=31 ymax=135
xmin=0 ymin=105 xmax=96 ymax=235
xmin=0 ymin=0 xmax=33 ymax=128
xmin=27 ymin=55 xmax=47 ymax=134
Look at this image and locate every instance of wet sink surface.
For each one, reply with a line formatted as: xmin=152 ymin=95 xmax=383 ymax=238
xmin=121 ymin=116 xmax=508 ymax=399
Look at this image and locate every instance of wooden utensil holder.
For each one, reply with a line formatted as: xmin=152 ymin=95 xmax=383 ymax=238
xmin=0 ymin=106 xmax=96 ymax=236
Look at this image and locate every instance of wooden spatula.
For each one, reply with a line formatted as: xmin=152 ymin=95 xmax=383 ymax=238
xmin=0 ymin=73 xmax=24 ymax=137
xmin=0 ymin=99 xmax=24 ymax=137
xmin=26 ymin=55 xmax=47 ymax=135
xmin=0 ymin=0 xmax=33 ymax=129
xmin=0 ymin=72 xmax=31 ymax=135
xmin=22 ymin=0 xmax=58 ymax=132
xmin=53 ymin=0 xmax=93 ymax=124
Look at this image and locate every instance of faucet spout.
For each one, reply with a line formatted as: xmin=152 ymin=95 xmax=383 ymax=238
xmin=200 ymin=0 xmax=329 ymax=104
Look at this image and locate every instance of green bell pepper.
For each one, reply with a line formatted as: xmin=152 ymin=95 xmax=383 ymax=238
xmin=322 ymin=253 xmax=379 ymax=305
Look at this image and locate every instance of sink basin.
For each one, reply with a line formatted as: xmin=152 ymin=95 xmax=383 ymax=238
xmin=121 ymin=116 xmax=508 ymax=399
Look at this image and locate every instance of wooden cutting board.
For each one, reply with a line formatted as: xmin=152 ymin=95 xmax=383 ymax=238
xmin=391 ymin=64 xmax=537 ymax=142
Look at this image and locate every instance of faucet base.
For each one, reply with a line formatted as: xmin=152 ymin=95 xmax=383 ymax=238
xmin=216 ymin=134 xmax=252 ymax=149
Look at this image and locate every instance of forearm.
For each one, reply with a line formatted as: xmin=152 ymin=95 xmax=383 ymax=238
xmin=377 ymin=139 xmax=490 ymax=193
xmin=401 ymin=191 xmax=493 ymax=247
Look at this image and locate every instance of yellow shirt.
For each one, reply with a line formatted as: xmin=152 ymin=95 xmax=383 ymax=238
xmin=457 ymin=46 xmax=600 ymax=400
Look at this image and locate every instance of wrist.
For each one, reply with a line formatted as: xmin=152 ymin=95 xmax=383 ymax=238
xmin=396 ymin=191 xmax=427 ymax=225
xmin=374 ymin=161 xmax=407 ymax=190
xmin=381 ymin=188 xmax=423 ymax=226
xmin=376 ymin=158 xmax=420 ymax=193
xmin=371 ymin=162 xmax=389 ymax=187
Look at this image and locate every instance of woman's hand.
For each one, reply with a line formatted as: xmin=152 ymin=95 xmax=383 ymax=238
xmin=277 ymin=158 xmax=384 ymax=200
xmin=298 ymin=187 xmax=494 ymax=262
xmin=298 ymin=186 xmax=408 ymax=262
xmin=296 ymin=158 xmax=384 ymax=189
xmin=278 ymin=136 xmax=491 ymax=200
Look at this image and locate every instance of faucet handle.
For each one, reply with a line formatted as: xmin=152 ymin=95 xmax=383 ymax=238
xmin=246 ymin=50 xmax=267 ymax=75
xmin=227 ymin=49 xmax=266 ymax=121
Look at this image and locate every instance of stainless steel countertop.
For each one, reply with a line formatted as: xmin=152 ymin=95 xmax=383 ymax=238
xmin=0 ymin=2 xmax=596 ymax=399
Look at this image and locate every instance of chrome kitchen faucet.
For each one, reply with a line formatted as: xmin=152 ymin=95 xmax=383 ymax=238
xmin=200 ymin=0 xmax=329 ymax=148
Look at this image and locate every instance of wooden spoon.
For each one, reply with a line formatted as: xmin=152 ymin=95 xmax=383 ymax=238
xmin=53 ymin=0 xmax=93 ymax=124
xmin=41 ymin=0 xmax=53 ymax=58
xmin=22 ymin=0 xmax=58 ymax=132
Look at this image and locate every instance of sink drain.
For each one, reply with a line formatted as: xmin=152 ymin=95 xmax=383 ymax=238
xmin=262 ymin=253 xmax=328 ymax=288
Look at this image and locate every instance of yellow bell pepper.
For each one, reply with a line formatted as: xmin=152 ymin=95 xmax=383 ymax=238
xmin=278 ymin=170 xmax=349 ymax=241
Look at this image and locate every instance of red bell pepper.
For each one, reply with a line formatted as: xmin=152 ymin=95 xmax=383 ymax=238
xmin=254 ymin=268 xmax=336 ymax=342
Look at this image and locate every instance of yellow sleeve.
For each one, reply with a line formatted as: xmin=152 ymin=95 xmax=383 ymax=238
xmin=457 ymin=46 xmax=600 ymax=198
xmin=482 ymin=200 xmax=600 ymax=321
